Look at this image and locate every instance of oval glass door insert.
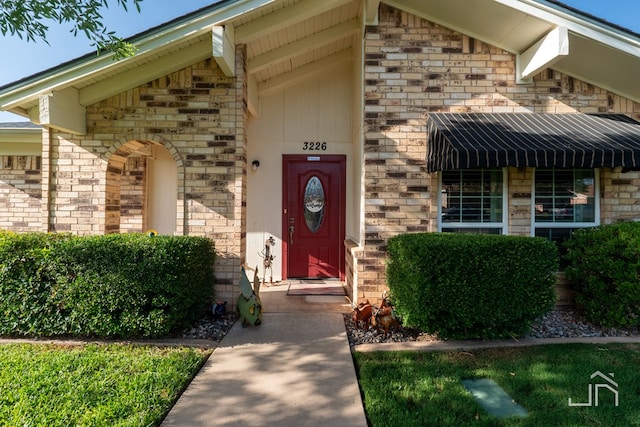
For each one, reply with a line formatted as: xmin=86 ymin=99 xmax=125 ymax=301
xmin=304 ymin=176 xmax=325 ymax=233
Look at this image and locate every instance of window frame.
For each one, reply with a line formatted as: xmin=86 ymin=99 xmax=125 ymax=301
xmin=437 ymin=168 xmax=508 ymax=235
xmin=531 ymin=167 xmax=600 ymax=238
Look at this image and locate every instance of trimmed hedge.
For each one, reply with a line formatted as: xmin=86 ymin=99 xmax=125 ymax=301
xmin=387 ymin=233 xmax=558 ymax=340
xmin=564 ymin=222 xmax=640 ymax=328
xmin=0 ymin=232 xmax=215 ymax=338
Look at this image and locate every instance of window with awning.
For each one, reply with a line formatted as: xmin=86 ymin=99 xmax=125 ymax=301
xmin=426 ymin=113 xmax=640 ymax=172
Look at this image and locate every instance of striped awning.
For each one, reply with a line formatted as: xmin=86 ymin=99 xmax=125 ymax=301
xmin=426 ymin=113 xmax=640 ymax=172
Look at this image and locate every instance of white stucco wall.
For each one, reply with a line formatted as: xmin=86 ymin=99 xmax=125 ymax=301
xmin=246 ymin=61 xmax=356 ymax=282
xmin=147 ymin=145 xmax=178 ymax=235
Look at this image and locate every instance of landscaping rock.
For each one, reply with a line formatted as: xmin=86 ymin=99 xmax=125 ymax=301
xmin=343 ymin=307 xmax=640 ymax=346
xmin=181 ymin=313 xmax=237 ymax=341
xmin=182 ymin=306 xmax=640 ymax=346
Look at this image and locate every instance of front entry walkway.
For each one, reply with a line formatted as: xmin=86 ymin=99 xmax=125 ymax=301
xmin=161 ymin=283 xmax=367 ymax=426
xmin=263 ymin=280 xmax=351 ymax=312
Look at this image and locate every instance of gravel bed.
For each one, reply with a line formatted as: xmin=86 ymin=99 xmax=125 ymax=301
xmin=180 ymin=307 xmax=640 ymax=346
xmin=527 ymin=307 xmax=640 ymax=338
xmin=343 ymin=307 xmax=640 ymax=347
xmin=180 ymin=313 xmax=237 ymax=341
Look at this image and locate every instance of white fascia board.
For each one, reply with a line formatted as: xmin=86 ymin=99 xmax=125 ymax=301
xmin=517 ymin=26 xmax=569 ymax=83
xmin=0 ymin=128 xmax=42 ymax=143
xmin=496 ymin=0 xmax=640 ymax=55
xmin=0 ymin=141 xmax=42 ymax=156
xmin=0 ymin=0 xmax=275 ymax=111
xmin=0 ymin=128 xmax=42 ymax=155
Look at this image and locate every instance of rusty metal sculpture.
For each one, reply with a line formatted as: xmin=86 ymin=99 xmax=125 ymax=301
xmin=350 ymin=299 xmax=374 ymax=330
xmin=350 ymin=292 xmax=401 ymax=336
xmin=237 ymin=266 xmax=263 ymax=327
xmin=371 ymin=294 xmax=401 ymax=336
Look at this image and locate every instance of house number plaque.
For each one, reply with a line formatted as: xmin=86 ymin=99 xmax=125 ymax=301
xmin=302 ymin=141 xmax=327 ymax=151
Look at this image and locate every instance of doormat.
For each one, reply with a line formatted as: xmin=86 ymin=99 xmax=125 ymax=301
xmin=287 ymin=282 xmax=346 ymax=296
xmin=462 ymin=378 xmax=528 ymax=419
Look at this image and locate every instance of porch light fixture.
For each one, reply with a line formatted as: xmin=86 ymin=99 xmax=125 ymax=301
xmin=252 ymin=160 xmax=260 ymax=171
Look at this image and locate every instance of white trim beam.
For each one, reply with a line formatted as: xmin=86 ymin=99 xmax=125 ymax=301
xmin=248 ymin=19 xmax=359 ymax=74
xmin=247 ymin=74 xmax=259 ymax=117
xmin=365 ymin=0 xmax=380 ymax=25
xmin=235 ymin=0 xmax=353 ymax=44
xmin=517 ymin=26 xmax=569 ymax=83
xmin=38 ymin=87 xmax=86 ymax=135
xmin=0 ymin=127 xmax=42 ymax=154
xmin=259 ymin=49 xmax=352 ymax=97
xmin=213 ymin=24 xmax=236 ymax=77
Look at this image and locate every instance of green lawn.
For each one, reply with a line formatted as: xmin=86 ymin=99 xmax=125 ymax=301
xmin=354 ymin=343 xmax=640 ymax=427
xmin=0 ymin=343 xmax=210 ymax=426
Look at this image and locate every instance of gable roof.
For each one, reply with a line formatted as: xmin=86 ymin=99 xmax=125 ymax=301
xmin=392 ymin=0 xmax=640 ymax=100
xmin=1 ymin=0 xmax=639 ymax=130
xmin=0 ymin=122 xmax=42 ymax=129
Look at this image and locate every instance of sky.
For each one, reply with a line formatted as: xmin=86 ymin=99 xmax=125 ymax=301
xmin=0 ymin=0 xmax=639 ymax=122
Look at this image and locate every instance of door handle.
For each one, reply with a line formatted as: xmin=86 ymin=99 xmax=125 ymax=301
xmin=289 ymin=218 xmax=294 ymax=245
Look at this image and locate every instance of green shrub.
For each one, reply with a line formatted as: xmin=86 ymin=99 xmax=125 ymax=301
xmin=564 ymin=222 xmax=640 ymax=328
xmin=387 ymin=233 xmax=558 ymax=340
xmin=0 ymin=231 xmax=72 ymax=335
xmin=0 ymin=232 xmax=215 ymax=338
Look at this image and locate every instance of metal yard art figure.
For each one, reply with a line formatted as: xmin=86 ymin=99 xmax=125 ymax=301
xmin=350 ymin=292 xmax=401 ymax=336
xmin=260 ymin=236 xmax=276 ymax=284
xmin=237 ymin=266 xmax=263 ymax=327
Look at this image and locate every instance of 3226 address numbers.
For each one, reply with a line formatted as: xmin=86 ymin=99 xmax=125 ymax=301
xmin=303 ymin=141 xmax=327 ymax=151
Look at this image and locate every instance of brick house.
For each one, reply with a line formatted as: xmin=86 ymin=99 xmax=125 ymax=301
xmin=1 ymin=0 xmax=640 ymax=306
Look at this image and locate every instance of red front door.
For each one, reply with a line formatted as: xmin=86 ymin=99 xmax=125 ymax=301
xmin=282 ymin=155 xmax=345 ymax=279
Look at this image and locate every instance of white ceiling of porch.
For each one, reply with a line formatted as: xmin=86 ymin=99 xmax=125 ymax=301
xmin=235 ymin=0 xmax=360 ymax=85
xmin=233 ymin=0 xmax=640 ymax=105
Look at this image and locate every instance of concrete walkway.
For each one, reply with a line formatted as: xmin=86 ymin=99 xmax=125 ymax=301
xmin=160 ymin=281 xmax=640 ymax=426
xmin=161 ymin=282 xmax=368 ymax=427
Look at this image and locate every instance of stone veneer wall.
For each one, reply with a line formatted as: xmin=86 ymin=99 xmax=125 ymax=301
xmin=44 ymin=49 xmax=248 ymax=305
xmin=356 ymin=4 xmax=640 ymax=303
xmin=0 ymin=155 xmax=42 ymax=231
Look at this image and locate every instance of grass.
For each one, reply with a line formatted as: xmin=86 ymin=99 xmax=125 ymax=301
xmin=354 ymin=343 xmax=640 ymax=427
xmin=0 ymin=343 xmax=210 ymax=426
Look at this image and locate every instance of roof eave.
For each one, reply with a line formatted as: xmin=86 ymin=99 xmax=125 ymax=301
xmin=0 ymin=0 xmax=275 ymax=111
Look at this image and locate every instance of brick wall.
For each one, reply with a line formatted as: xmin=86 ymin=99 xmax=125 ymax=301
xmin=601 ymin=169 xmax=640 ymax=224
xmin=357 ymin=4 xmax=640 ymax=303
xmin=120 ymin=156 xmax=146 ymax=233
xmin=46 ymin=132 xmax=106 ymax=234
xmin=45 ymin=49 xmax=248 ymax=305
xmin=508 ymin=167 xmax=534 ymax=236
xmin=0 ymin=155 xmax=42 ymax=231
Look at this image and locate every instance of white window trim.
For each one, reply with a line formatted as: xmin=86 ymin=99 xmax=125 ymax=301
xmin=530 ymin=167 xmax=601 ymax=236
xmin=437 ymin=168 xmax=508 ymax=235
